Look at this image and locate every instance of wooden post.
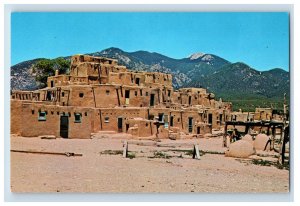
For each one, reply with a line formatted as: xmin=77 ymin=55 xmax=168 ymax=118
xmin=223 ymin=123 xmax=228 ymax=147
xmin=116 ymin=88 xmax=120 ymax=106
xmin=99 ymin=109 xmax=103 ymax=130
xmin=123 ymin=141 xmax=128 ymax=158
xmin=92 ymin=87 xmax=97 ymax=107
xmin=193 ymin=144 xmax=201 ymax=160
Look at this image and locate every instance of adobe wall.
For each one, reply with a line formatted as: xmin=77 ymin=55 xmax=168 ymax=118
xmin=125 ymin=119 xmax=155 ymax=137
xmin=67 ymin=85 xmax=95 ymax=107
xmin=11 ymin=100 xmax=23 ymax=135
xmin=16 ymin=102 xmax=91 ymax=138
xmin=96 ymin=107 xmax=147 ymax=132
xmin=20 ymin=103 xmax=60 ymax=137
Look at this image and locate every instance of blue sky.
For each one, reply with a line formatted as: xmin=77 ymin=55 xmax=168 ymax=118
xmin=11 ymin=12 xmax=289 ymax=71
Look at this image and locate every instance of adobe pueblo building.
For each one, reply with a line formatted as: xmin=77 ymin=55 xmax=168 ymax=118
xmin=11 ymin=55 xmax=233 ymax=139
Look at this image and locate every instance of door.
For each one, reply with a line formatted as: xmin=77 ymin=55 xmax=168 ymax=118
xmin=170 ymin=116 xmax=174 ymax=127
xmin=150 ymin=94 xmax=155 ymax=106
xmin=60 ymin=115 xmax=69 ymax=138
xmin=118 ymin=117 xmax=123 ymax=132
xmin=208 ymin=114 xmax=213 ymax=124
xmin=188 ymin=117 xmax=193 ymax=133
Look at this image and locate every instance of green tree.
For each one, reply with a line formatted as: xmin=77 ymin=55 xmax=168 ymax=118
xmin=34 ymin=58 xmax=70 ymax=88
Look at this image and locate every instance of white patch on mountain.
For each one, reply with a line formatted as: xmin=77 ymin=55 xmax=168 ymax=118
xmin=201 ymin=54 xmax=214 ymax=61
xmin=189 ymin=52 xmax=206 ymax=60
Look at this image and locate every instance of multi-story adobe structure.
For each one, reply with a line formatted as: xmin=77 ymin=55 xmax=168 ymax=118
xmin=11 ymin=54 xmax=232 ymax=139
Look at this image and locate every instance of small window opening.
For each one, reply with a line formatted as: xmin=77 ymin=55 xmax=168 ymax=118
xmin=125 ymin=90 xmax=130 ymax=98
xmin=104 ymin=117 xmax=109 ymax=123
xmin=38 ymin=111 xmax=46 ymax=121
xmin=74 ymin=113 xmax=82 ymax=123
xmin=106 ymin=90 xmax=110 ymax=95
xmin=79 ymin=93 xmax=84 ymax=98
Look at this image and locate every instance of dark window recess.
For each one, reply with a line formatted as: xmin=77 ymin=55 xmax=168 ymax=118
xmin=208 ymin=114 xmax=213 ymax=124
xmin=168 ymin=90 xmax=171 ymax=97
xmin=125 ymin=90 xmax=130 ymax=98
xmin=50 ymin=81 xmax=54 ymax=88
xmin=31 ymin=110 xmax=34 ymax=115
xmin=74 ymin=113 xmax=82 ymax=123
xmin=178 ymin=118 xmax=180 ymax=122
xmin=140 ymin=89 xmax=143 ymax=96
xmin=158 ymin=113 xmax=164 ymax=122
xmin=46 ymin=91 xmax=52 ymax=101
xmin=79 ymin=93 xmax=84 ymax=98
xmin=189 ymin=96 xmax=192 ymax=105
xmin=170 ymin=116 xmax=174 ymax=126
xmin=188 ymin=117 xmax=193 ymax=133
xmin=62 ymin=92 xmax=65 ymax=97
xmin=85 ymin=112 xmax=87 ymax=116
xmin=135 ymin=78 xmax=140 ymax=85
xmin=38 ymin=111 xmax=46 ymax=121
xmin=178 ymin=96 xmax=180 ymax=100
xmin=106 ymin=90 xmax=110 ymax=95
xmin=104 ymin=117 xmax=109 ymax=123
xmin=135 ymin=91 xmax=138 ymax=96
xmin=117 ymin=117 xmax=123 ymax=132
xmin=146 ymin=92 xmax=149 ymax=96
xmin=150 ymin=94 xmax=155 ymax=106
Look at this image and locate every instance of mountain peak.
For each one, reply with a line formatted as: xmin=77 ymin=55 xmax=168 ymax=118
xmin=189 ymin=52 xmax=206 ymax=60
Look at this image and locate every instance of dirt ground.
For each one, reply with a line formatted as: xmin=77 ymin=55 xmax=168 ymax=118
xmin=10 ymin=133 xmax=289 ymax=193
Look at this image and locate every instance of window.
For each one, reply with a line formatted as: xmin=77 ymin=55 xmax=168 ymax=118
xmin=158 ymin=113 xmax=164 ymax=123
xmin=146 ymin=92 xmax=149 ymax=96
xmin=135 ymin=78 xmax=140 ymax=85
xmin=79 ymin=93 xmax=84 ymax=98
xmin=32 ymin=110 xmax=34 ymax=115
xmin=104 ymin=117 xmax=109 ymax=123
xmin=74 ymin=113 xmax=82 ymax=123
xmin=38 ymin=111 xmax=46 ymax=121
xmin=135 ymin=91 xmax=138 ymax=96
xmin=62 ymin=92 xmax=65 ymax=97
xmin=106 ymin=90 xmax=110 ymax=95
xmin=125 ymin=90 xmax=130 ymax=98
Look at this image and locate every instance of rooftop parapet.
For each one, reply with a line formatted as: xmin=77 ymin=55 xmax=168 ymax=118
xmin=71 ymin=54 xmax=118 ymax=67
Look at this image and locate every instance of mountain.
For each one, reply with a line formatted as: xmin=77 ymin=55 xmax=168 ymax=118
xmin=10 ymin=47 xmax=289 ymax=111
